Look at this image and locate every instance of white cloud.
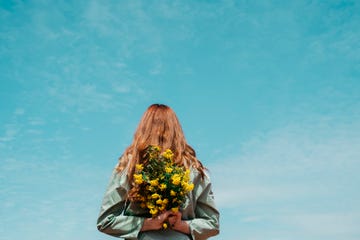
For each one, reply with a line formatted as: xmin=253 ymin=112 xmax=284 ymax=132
xmin=208 ymin=117 xmax=360 ymax=239
xmin=47 ymin=82 xmax=115 ymax=113
xmin=0 ymin=124 xmax=20 ymax=142
xmin=149 ymin=62 xmax=163 ymax=75
xmin=28 ymin=117 xmax=45 ymax=126
xmin=210 ymin=119 xmax=360 ymax=209
xmin=241 ymin=215 xmax=265 ymax=223
xmin=14 ymin=108 xmax=25 ymax=115
xmin=277 ymin=212 xmax=360 ymax=236
xmin=112 ymin=84 xmax=131 ymax=93
xmin=83 ymin=0 xmax=115 ymax=35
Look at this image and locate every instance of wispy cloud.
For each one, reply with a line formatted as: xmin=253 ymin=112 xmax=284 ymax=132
xmin=210 ymin=117 xmax=360 ymax=239
xmin=220 ymin=211 xmax=360 ymax=240
xmin=279 ymin=212 xmax=360 ymax=236
xmin=212 ymin=119 xmax=360 ymax=207
xmin=47 ymin=82 xmax=114 ymax=113
xmin=14 ymin=108 xmax=25 ymax=115
xmin=0 ymin=124 xmax=20 ymax=143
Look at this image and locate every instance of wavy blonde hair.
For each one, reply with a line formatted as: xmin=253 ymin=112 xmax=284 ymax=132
xmin=117 ymin=104 xmax=205 ymax=182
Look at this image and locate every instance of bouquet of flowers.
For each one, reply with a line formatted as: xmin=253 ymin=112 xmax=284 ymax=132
xmin=130 ymin=145 xmax=194 ymax=226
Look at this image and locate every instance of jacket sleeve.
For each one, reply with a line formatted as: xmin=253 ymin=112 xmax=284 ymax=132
xmin=187 ymin=173 xmax=220 ymax=240
xmin=96 ymin=167 xmax=144 ymax=240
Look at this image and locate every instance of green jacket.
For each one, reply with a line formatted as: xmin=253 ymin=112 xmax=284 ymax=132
xmin=97 ymin=159 xmax=220 ymax=240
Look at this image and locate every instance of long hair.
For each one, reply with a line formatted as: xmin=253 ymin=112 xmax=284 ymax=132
xmin=116 ymin=104 xmax=205 ymax=183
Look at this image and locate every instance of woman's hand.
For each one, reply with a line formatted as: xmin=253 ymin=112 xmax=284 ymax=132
xmin=141 ymin=211 xmax=172 ymax=231
xmin=168 ymin=211 xmax=190 ymax=234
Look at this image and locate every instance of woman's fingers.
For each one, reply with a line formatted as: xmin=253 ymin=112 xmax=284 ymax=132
xmin=168 ymin=215 xmax=176 ymax=225
xmin=167 ymin=211 xmax=182 ymax=228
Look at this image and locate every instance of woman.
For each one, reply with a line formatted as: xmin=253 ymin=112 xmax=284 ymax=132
xmin=97 ymin=104 xmax=220 ymax=240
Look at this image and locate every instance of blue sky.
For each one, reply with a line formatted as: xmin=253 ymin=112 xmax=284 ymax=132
xmin=1 ymin=1 xmax=359 ymax=239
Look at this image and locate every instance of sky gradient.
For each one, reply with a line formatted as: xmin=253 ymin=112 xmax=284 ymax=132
xmin=1 ymin=1 xmax=360 ymax=240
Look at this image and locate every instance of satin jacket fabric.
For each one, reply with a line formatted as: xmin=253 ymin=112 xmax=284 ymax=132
xmin=97 ymin=156 xmax=220 ymax=240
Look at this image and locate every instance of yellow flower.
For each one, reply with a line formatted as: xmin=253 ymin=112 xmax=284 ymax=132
xmin=156 ymin=199 xmax=162 ymax=205
xmin=147 ymin=202 xmax=155 ymax=209
xmin=150 ymin=179 xmax=159 ymax=187
xmin=162 ymin=198 xmax=169 ymax=204
xmin=162 ymin=149 xmax=174 ymax=159
xmin=187 ymin=183 xmax=194 ymax=191
xmin=170 ymin=190 xmax=176 ymax=196
xmin=154 ymin=146 xmax=161 ymax=151
xmin=171 ymin=207 xmax=179 ymax=213
xmin=165 ymin=167 xmax=173 ymax=173
xmin=163 ymin=223 xmax=168 ymax=229
xmin=183 ymin=169 xmax=190 ymax=181
xmin=135 ymin=164 xmax=143 ymax=171
xmin=171 ymin=174 xmax=181 ymax=185
xmin=182 ymin=182 xmax=194 ymax=192
xmin=150 ymin=208 xmax=158 ymax=216
xmin=133 ymin=174 xmax=143 ymax=184
xmin=159 ymin=183 xmax=167 ymax=190
xmin=151 ymin=193 xmax=161 ymax=199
